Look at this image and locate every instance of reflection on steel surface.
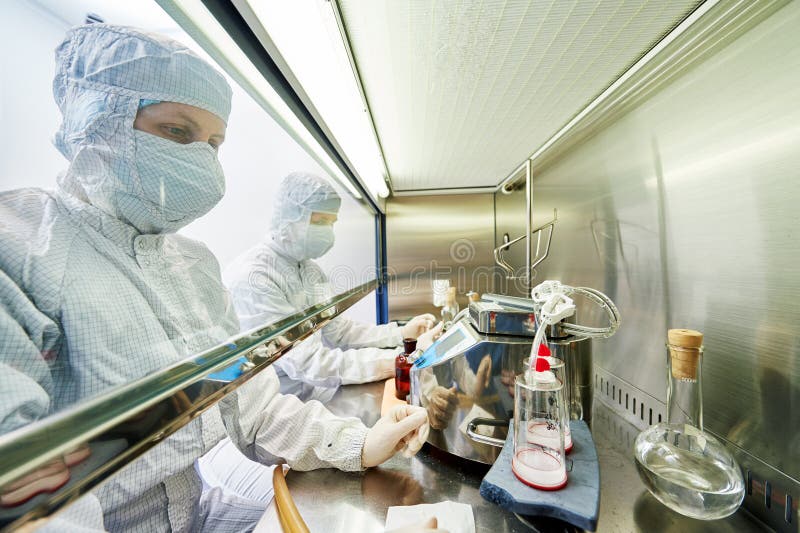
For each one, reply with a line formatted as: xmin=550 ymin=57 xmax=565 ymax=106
xmin=0 ymin=280 xmax=377 ymax=530
xmin=411 ymin=317 xmax=531 ymax=465
xmin=386 ymin=194 xmax=497 ymax=320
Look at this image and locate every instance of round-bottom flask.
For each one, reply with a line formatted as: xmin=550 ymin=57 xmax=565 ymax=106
xmin=634 ymin=330 xmax=744 ymax=519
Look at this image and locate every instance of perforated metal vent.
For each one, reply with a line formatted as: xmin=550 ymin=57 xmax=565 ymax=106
xmin=338 ymin=0 xmax=704 ymax=191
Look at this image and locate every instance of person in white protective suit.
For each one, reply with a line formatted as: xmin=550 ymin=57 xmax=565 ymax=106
xmin=224 ymin=172 xmax=442 ymax=399
xmin=0 ymin=24 xmax=437 ymax=532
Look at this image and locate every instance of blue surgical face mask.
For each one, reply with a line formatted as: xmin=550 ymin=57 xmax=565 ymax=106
xmin=305 ymin=224 xmax=335 ymax=259
xmin=127 ymin=130 xmax=225 ymax=233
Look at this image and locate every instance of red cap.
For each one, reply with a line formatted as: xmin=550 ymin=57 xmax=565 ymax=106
xmin=538 ymin=344 xmax=551 ymax=357
xmin=535 ymin=356 xmax=551 ymax=372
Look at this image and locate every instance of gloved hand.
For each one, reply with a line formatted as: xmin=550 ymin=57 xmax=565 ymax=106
xmin=416 ymin=322 xmax=444 ymax=352
xmin=401 ymin=313 xmax=437 ymax=340
xmin=426 ymin=386 xmax=458 ymax=430
xmin=386 ymin=516 xmax=448 ymax=533
xmin=362 ymin=405 xmax=430 ymax=467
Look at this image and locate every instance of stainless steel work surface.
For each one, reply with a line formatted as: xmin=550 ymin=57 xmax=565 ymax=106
xmin=280 ymin=380 xmax=767 ymax=532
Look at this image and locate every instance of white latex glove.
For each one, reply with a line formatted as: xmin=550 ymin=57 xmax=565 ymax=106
xmin=386 ymin=516 xmax=448 ymax=533
xmin=401 ymin=314 xmax=437 ymax=340
xmin=417 ymin=322 xmax=444 ymax=352
xmin=362 ymin=405 xmax=430 ymax=467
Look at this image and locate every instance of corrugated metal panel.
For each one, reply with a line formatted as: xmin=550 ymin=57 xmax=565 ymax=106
xmin=339 ymin=0 xmax=704 ymax=191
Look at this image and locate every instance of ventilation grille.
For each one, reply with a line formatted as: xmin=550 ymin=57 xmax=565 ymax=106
xmin=339 ymin=0 xmax=704 ymax=191
xmin=594 ymin=366 xmax=665 ymax=431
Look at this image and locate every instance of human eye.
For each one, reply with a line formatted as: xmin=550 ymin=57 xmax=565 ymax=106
xmin=160 ymin=124 xmax=190 ymax=143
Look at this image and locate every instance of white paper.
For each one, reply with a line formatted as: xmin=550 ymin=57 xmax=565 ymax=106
xmin=385 ymin=501 xmax=475 ymax=533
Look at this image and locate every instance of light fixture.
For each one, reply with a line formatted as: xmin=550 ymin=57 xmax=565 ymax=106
xmin=156 ymin=0 xmax=363 ymax=200
xmin=242 ymin=0 xmax=389 ymax=202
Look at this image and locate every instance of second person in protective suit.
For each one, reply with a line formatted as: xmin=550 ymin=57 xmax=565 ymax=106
xmin=224 ymin=172 xmax=441 ymax=399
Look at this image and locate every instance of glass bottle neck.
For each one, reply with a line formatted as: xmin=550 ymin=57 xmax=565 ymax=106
xmin=666 ymin=345 xmax=703 ymax=430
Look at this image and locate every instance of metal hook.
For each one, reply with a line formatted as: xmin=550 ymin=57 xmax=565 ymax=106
xmin=493 ymin=209 xmax=558 ymax=280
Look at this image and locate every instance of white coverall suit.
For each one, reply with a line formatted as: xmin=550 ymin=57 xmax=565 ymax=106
xmin=0 ymin=25 xmax=369 ymax=532
xmin=224 ymin=173 xmax=403 ymax=398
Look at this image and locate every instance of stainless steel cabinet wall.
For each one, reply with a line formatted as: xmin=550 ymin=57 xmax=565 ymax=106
xmin=522 ymin=0 xmax=799 ymax=492
xmin=385 ymin=194 xmax=495 ymax=320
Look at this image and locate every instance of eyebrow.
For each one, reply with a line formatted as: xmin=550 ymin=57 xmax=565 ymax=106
xmin=175 ymin=111 xmax=201 ymax=129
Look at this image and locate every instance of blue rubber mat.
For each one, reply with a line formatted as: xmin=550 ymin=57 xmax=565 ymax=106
xmin=479 ymin=420 xmax=600 ymax=531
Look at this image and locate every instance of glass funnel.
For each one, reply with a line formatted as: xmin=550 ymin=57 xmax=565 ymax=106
xmin=512 ymin=369 xmax=568 ymax=490
xmin=634 ymin=330 xmax=745 ymax=520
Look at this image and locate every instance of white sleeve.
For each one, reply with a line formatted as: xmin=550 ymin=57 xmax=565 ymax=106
xmin=226 ymin=273 xmax=297 ymax=332
xmin=0 ymin=272 xmax=55 ymax=434
xmin=275 ymin=332 xmax=396 ymax=387
xmin=228 ymin=367 xmax=368 ymax=472
xmin=320 ymin=315 xmax=403 ymax=350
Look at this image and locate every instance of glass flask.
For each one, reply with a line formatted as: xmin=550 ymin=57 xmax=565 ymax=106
xmin=522 ymin=355 xmax=572 ymax=453
xmin=634 ymin=329 xmax=745 ymax=520
xmin=512 ymin=368 xmax=568 ymax=490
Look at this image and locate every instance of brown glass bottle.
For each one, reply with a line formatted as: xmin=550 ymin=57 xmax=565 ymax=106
xmin=395 ymin=338 xmax=417 ymax=400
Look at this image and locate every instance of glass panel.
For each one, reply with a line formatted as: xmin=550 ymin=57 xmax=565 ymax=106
xmin=0 ymin=1 xmax=382 ymax=527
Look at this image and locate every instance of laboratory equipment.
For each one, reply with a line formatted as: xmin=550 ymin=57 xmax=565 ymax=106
xmin=479 ymin=417 xmax=600 ymax=531
xmin=634 ymin=329 xmax=745 ymax=520
xmin=527 ymin=282 xmax=620 ymax=424
xmin=523 ymin=355 xmax=572 ymax=452
xmin=410 ymin=296 xmax=532 ymax=464
xmin=410 ymin=283 xmax=618 ymax=464
xmin=512 ymin=368 xmax=568 ymax=490
xmin=395 ymin=338 xmax=417 ymax=400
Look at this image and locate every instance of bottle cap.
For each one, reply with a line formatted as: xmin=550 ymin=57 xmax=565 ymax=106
xmin=667 ymin=329 xmax=703 ymax=379
xmin=403 ymin=338 xmax=418 ymax=354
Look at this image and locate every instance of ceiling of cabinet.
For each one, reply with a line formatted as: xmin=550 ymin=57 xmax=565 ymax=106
xmin=338 ymin=0 xmax=704 ymax=192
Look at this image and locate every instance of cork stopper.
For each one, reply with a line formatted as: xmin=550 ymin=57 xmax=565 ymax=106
xmin=667 ymin=329 xmax=703 ymax=380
